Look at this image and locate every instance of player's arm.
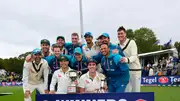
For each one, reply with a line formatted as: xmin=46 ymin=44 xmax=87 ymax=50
xmin=127 ymin=40 xmax=138 ymax=63
xmin=22 ymin=62 xmax=31 ymax=98
xmin=43 ymin=61 xmax=50 ymax=93
xmin=114 ymin=55 xmax=129 ymax=72
xmin=78 ymin=76 xmax=86 ymax=93
xmin=49 ymin=71 xmax=58 ymax=94
xmin=22 ymin=62 xmax=29 ymax=91
xmin=121 ymin=40 xmax=138 ymax=63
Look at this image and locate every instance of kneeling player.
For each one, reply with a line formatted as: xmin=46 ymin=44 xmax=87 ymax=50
xmin=78 ymin=59 xmax=107 ymax=93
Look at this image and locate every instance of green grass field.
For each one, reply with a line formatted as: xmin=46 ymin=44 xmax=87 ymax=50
xmin=0 ymin=86 xmax=180 ymax=101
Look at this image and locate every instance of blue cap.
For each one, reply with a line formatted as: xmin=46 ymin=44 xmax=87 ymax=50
xmin=74 ymin=47 xmax=83 ymax=55
xmin=32 ymin=48 xmax=42 ymax=55
xmin=84 ymin=32 xmax=93 ymax=38
xmin=97 ymin=33 xmax=110 ymax=39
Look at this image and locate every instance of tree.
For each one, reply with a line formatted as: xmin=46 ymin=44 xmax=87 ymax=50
xmin=126 ymin=29 xmax=134 ymax=40
xmin=174 ymin=41 xmax=180 ymax=58
xmin=18 ymin=51 xmax=31 ymax=59
xmin=133 ymin=27 xmax=159 ymax=53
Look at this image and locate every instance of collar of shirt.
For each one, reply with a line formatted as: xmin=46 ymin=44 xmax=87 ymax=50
xmin=84 ymin=43 xmax=96 ymax=51
xmin=86 ymin=71 xmax=100 ymax=81
xmin=119 ymin=38 xmax=129 ymax=48
xmin=59 ymin=67 xmax=72 ymax=73
xmin=32 ymin=59 xmax=44 ymax=64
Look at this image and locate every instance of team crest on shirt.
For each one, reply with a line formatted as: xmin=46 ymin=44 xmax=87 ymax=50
xmin=110 ymin=61 xmax=112 ymax=65
xmin=84 ymin=63 xmax=87 ymax=66
xmin=85 ymin=80 xmax=90 ymax=84
xmin=58 ymin=74 xmax=62 ymax=78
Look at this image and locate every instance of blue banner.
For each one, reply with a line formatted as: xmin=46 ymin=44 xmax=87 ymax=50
xmin=36 ymin=93 xmax=154 ymax=101
xmin=141 ymin=76 xmax=180 ymax=86
xmin=0 ymin=82 xmax=23 ymax=86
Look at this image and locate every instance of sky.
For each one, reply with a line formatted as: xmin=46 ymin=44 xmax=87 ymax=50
xmin=0 ymin=0 xmax=180 ymax=58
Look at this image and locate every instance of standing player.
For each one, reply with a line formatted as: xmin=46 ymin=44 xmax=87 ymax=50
xmin=82 ymin=32 xmax=102 ymax=72
xmin=56 ymin=36 xmax=68 ymax=54
xmin=100 ymin=43 xmax=129 ymax=92
xmin=22 ymin=48 xmax=49 ymax=101
xmin=45 ymin=44 xmax=62 ymax=92
xmin=69 ymin=47 xmax=89 ymax=75
xmin=65 ymin=33 xmax=83 ymax=55
xmin=25 ymin=39 xmax=52 ymax=62
xmin=93 ymin=33 xmax=124 ymax=64
xmin=117 ymin=26 xmax=141 ymax=92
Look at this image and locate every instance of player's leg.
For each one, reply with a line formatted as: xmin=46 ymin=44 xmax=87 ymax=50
xmin=23 ymin=84 xmax=35 ymax=101
xmin=125 ymin=72 xmax=133 ymax=92
xmin=107 ymin=80 xmax=116 ymax=93
xmin=132 ymin=72 xmax=141 ymax=92
xmin=116 ymin=83 xmax=128 ymax=92
xmin=36 ymin=83 xmax=45 ymax=94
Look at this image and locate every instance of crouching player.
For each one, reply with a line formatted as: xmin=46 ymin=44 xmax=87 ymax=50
xmin=49 ymin=55 xmax=76 ymax=94
xmin=100 ymin=43 xmax=130 ymax=92
xmin=22 ymin=48 xmax=49 ymax=101
xmin=78 ymin=59 xmax=107 ymax=93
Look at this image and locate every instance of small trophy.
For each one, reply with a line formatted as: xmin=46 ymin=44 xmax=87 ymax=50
xmin=67 ymin=70 xmax=78 ymax=93
xmin=98 ymin=78 xmax=106 ymax=93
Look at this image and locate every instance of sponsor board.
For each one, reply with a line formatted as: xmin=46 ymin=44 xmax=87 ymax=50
xmin=141 ymin=76 xmax=180 ymax=86
xmin=36 ymin=93 xmax=154 ymax=101
xmin=0 ymin=82 xmax=23 ymax=86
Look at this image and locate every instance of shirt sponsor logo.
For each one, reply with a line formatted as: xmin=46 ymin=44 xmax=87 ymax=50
xmin=85 ymin=80 xmax=90 ymax=84
xmin=58 ymin=74 xmax=62 ymax=78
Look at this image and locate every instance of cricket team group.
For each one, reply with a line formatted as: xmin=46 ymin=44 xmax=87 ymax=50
xmin=22 ymin=26 xmax=142 ymax=101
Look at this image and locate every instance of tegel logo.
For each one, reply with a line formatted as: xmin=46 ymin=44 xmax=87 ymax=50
xmin=136 ymin=99 xmax=146 ymax=101
xmin=158 ymin=76 xmax=169 ymax=84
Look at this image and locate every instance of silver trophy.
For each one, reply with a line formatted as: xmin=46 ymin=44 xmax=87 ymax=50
xmin=97 ymin=78 xmax=106 ymax=93
xmin=67 ymin=70 xmax=79 ymax=93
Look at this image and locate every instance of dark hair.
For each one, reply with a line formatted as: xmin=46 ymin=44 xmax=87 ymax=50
xmin=53 ymin=44 xmax=60 ymax=49
xmin=117 ymin=26 xmax=126 ymax=32
xmin=100 ymin=43 xmax=109 ymax=48
xmin=71 ymin=32 xmax=79 ymax=37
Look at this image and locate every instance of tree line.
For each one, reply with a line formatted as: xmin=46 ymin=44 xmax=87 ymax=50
xmin=0 ymin=27 xmax=180 ymax=74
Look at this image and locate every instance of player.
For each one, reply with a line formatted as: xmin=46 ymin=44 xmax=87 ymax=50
xmin=49 ymin=55 xmax=74 ymax=94
xmin=22 ymin=48 xmax=49 ymax=101
xmin=78 ymin=59 xmax=107 ymax=93
xmin=100 ymin=43 xmax=129 ymax=92
xmin=117 ymin=26 xmax=141 ymax=92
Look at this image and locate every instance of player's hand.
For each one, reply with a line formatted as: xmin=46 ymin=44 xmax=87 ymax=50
xmin=120 ymin=57 xmax=127 ymax=63
xmin=112 ymin=49 xmax=119 ymax=54
xmin=49 ymin=91 xmax=56 ymax=94
xmin=25 ymin=54 xmax=32 ymax=62
xmin=24 ymin=90 xmax=30 ymax=98
xmin=44 ymin=90 xmax=49 ymax=94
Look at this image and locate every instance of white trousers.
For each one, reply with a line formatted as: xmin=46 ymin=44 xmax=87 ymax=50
xmin=23 ymin=83 xmax=45 ymax=101
xmin=125 ymin=71 xmax=141 ymax=92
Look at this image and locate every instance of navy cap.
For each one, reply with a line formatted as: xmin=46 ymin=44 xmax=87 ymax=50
xmin=57 ymin=36 xmax=65 ymax=41
xmin=88 ymin=59 xmax=97 ymax=64
xmin=41 ymin=39 xmax=50 ymax=45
